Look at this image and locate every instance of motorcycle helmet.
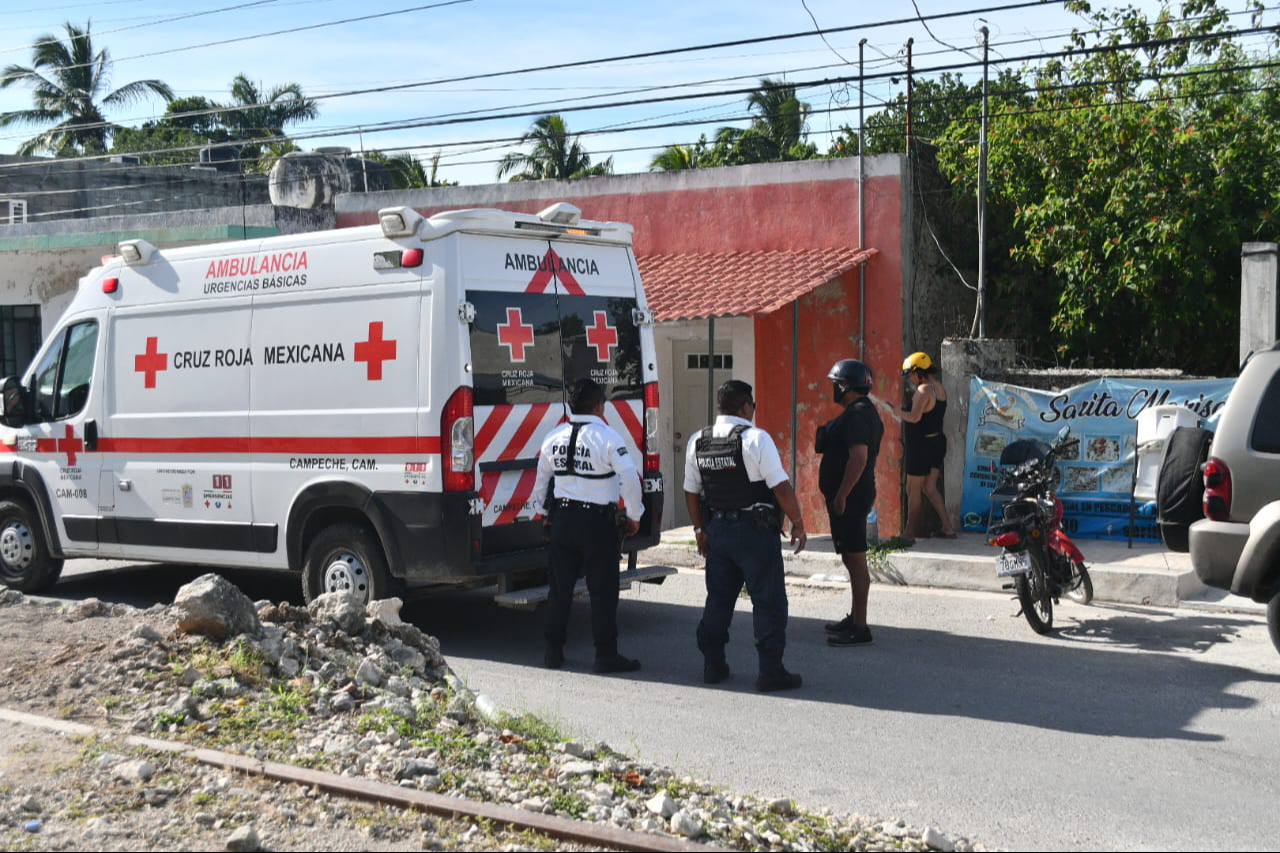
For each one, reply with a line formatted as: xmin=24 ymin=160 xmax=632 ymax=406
xmin=827 ymin=358 xmax=873 ymax=401
xmin=902 ymin=351 xmax=933 ymax=374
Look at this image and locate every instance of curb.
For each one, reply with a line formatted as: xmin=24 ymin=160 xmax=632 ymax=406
xmin=642 ymin=539 xmax=1264 ymax=615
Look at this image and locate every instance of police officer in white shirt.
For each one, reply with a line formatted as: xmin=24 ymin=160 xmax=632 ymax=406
xmin=532 ymin=378 xmax=644 ymax=674
xmin=683 ymin=379 xmax=807 ymax=693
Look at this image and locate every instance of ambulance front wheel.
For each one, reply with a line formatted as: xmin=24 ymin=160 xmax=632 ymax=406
xmin=0 ymin=499 xmax=63 ymax=593
xmin=301 ymin=522 xmax=397 ymax=606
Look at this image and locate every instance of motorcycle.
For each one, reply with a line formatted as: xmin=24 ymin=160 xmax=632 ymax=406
xmin=986 ymin=425 xmax=1094 ymax=634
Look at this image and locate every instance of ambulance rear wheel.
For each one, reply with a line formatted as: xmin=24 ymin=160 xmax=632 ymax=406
xmin=302 ymin=523 xmax=396 ymax=606
xmin=0 ymin=499 xmax=63 ymax=593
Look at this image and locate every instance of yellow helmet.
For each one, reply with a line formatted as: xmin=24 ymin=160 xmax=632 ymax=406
xmin=902 ymin=351 xmax=933 ymax=374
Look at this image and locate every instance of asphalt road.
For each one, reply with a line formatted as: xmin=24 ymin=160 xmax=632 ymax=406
xmin=52 ymin=559 xmax=1280 ymax=851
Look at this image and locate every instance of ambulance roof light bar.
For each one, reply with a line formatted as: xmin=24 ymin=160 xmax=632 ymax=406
xmin=117 ymin=239 xmax=156 ymax=266
xmin=537 ymin=203 xmax=581 ymax=227
xmin=378 ymin=206 xmax=424 ymax=238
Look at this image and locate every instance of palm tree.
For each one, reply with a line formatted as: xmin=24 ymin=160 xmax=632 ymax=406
xmin=497 ymin=114 xmax=612 ymax=182
xmin=217 ymin=74 xmax=318 ymax=171
xmin=648 ymin=136 xmax=718 ymax=171
xmin=0 ymin=21 xmax=173 ymax=156
xmin=744 ymin=77 xmax=811 ymax=160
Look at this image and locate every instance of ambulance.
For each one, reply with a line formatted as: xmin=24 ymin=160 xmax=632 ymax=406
xmin=0 ymin=203 xmax=666 ymax=604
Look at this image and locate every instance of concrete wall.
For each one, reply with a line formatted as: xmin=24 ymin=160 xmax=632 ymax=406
xmin=1241 ymin=242 xmax=1278 ymax=367
xmin=0 ymin=154 xmax=270 ymax=223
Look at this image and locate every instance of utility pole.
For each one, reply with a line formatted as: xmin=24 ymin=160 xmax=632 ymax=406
xmin=905 ymin=38 xmax=914 ymax=152
xmin=977 ymin=26 xmax=990 ymax=339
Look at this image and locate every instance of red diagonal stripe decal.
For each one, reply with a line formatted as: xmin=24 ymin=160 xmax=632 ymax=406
xmin=498 ymin=402 xmax=549 ymax=461
xmin=525 ymin=249 xmax=556 ymax=293
xmin=496 ymin=468 xmax=539 ymax=526
xmin=612 ymin=400 xmax=644 ymax=448
xmin=474 ymin=406 xmax=513 ymax=459
xmin=480 ymin=470 xmax=502 ymax=505
xmin=555 ymin=255 xmax=585 ymax=295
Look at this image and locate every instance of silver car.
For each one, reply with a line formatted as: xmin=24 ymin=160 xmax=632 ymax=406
xmin=1188 ymin=344 xmax=1280 ymax=653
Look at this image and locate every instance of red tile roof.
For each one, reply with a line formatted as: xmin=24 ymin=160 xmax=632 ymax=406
xmin=637 ymin=247 xmax=878 ymax=322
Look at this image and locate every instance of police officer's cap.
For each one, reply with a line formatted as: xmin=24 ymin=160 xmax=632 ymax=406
xmin=827 ymin=359 xmax=873 ymax=393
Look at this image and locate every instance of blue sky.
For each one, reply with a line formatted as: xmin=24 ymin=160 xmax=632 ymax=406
xmin=0 ymin=0 xmax=1226 ymax=185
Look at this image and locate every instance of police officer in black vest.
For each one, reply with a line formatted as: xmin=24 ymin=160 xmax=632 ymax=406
xmin=532 ymin=378 xmax=644 ymax=674
xmin=683 ymin=380 xmax=807 ymax=692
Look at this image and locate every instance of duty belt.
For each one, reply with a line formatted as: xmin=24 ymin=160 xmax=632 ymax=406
xmin=556 ymin=498 xmax=616 ymax=513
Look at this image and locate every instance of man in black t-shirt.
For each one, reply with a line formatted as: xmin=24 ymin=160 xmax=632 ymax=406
xmin=816 ymin=359 xmax=883 ymax=647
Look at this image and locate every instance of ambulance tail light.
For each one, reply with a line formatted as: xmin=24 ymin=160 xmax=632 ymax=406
xmin=442 ymin=386 xmax=475 ymax=492
xmin=643 ymin=382 xmax=660 ymax=475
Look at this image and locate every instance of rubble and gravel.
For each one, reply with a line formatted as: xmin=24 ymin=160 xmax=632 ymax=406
xmin=0 ymin=581 xmax=991 ymax=852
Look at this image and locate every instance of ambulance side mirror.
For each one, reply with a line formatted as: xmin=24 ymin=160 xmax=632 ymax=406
xmin=0 ymin=376 xmax=28 ymax=427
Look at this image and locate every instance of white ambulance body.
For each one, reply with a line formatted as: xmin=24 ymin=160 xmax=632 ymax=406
xmin=0 ymin=204 xmax=664 ymax=603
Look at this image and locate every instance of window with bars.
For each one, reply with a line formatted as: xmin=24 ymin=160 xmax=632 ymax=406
xmin=0 ymin=199 xmax=27 ymax=225
xmin=0 ymin=306 xmax=42 ymax=377
xmin=685 ymin=353 xmax=733 ymax=370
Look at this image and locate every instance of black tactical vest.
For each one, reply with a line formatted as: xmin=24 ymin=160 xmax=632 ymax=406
xmin=694 ymin=425 xmax=777 ymax=511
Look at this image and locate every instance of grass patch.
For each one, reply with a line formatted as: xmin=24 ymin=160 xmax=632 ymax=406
xmin=868 ymin=536 xmax=911 ymax=573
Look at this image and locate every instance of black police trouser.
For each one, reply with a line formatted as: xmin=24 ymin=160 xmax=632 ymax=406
xmin=696 ymin=514 xmax=789 ymax=676
xmin=544 ymin=505 xmax=622 ymax=657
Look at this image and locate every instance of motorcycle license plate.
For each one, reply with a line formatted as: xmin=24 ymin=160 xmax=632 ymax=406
xmin=996 ymin=551 xmax=1031 ymax=577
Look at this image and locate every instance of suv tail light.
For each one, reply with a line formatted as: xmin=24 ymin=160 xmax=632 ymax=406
xmin=643 ymin=381 xmax=660 ymax=475
xmin=1202 ymin=457 xmax=1232 ymax=521
xmin=441 ymin=385 xmax=474 ymax=492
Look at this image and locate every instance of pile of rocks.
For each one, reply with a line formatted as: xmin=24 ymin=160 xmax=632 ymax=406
xmin=0 ymin=578 xmax=988 ymax=852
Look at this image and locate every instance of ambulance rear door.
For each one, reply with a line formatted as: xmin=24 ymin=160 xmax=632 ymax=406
xmin=462 ymin=229 xmax=654 ymax=559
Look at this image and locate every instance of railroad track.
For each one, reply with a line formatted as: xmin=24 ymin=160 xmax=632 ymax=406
xmin=0 ymin=707 xmax=725 ymax=853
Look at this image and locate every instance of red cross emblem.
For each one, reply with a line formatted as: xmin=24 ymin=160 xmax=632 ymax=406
xmin=585 ymin=311 xmax=618 ymax=362
xmin=496 ymin=308 xmax=535 ymax=362
xmin=56 ymin=424 xmax=83 ymax=466
xmin=523 ymin=249 xmax=585 ymax=296
xmin=134 ymin=336 xmax=168 ymax=389
xmin=354 ymin=321 xmax=397 ymax=381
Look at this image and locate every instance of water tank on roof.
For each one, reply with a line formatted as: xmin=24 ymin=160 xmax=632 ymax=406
xmin=268 ymin=151 xmax=352 ymax=209
xmin=198 ymin=144 xmax=242 ymax=173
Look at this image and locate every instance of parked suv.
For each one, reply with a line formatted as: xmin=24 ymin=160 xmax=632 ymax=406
xmin=1188 ymin=343 xmax=1280 ymax=653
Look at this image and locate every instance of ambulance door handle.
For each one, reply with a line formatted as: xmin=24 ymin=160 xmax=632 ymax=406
xmin=83 ymin=419 xmax=98 ymax=451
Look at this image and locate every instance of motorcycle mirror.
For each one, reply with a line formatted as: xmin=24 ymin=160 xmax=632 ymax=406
xmin=1057 ymin=425 xmax=1071 ymax=441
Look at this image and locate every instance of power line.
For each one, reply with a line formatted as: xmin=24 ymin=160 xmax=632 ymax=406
xmin=0 ymin=1 xmax=287 ymax=56
xmin=2 ymin=13 xmax=1276 ymax=186
xmin=4 ymin=1 xmax=1268 ymax=157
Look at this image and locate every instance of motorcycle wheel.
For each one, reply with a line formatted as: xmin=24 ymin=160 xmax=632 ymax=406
xmin=1065 ymin=560 xmax=1094 ymax=605
xmin=1015 ymin=548 xmax=1054 ymax=634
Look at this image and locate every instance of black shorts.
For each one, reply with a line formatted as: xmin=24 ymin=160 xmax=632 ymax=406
xmin=905 ymin=433 xmax=947 ymax=477
xmin=827 ymin=496 xmax=874 ymax=554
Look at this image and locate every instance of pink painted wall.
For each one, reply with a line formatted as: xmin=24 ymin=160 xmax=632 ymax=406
xmin=337 ymin=162 xmax=908 ymax=536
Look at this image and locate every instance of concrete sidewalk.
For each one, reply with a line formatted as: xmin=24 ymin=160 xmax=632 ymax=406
xmin=644 ymin=525 xmax=1265 ymax=614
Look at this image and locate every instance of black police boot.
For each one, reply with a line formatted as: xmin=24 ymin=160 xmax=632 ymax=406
xmin=703 ymin=662 xmax=730 ymax=684
xmin=593 ymin=653 xmax=641 ymax=674
xmin=756 ymin=667 xmax=803 ymax=693
xmin=544 ymin=646 xmax=565 ymax=669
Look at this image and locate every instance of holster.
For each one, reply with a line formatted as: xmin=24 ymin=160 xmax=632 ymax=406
xmin=615 ymin=506 xmax=630 ymax=543
xmin=750 ymin=504 xmax=783 ymax=532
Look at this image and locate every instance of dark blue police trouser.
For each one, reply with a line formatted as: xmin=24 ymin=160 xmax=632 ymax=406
xmin=545 ymin=505 xmax=622 ymax=657
xmin=696 ymin=515 xmax=788 ymax=676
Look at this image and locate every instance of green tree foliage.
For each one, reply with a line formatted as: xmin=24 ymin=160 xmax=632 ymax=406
xmin=0 ymin=21 xmax=173 ymax=156
xmin=935 ymin=0 xmax=1280 ymax=374
xmin=364 ymin=150 xmax=456 ymax=189
xmin=651 ymin=78 xmax=819 ymax=170
xmin=109 ymin=77 xmax=318 ymax=172
xmin=218 ymin=75 xmax=318 ymax=172
xmin=498 ymin=114 xmax=612 ymax=181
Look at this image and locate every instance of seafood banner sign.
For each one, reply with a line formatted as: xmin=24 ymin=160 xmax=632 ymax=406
xmin=961 ymin=376 xmax=1237 ymax=541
